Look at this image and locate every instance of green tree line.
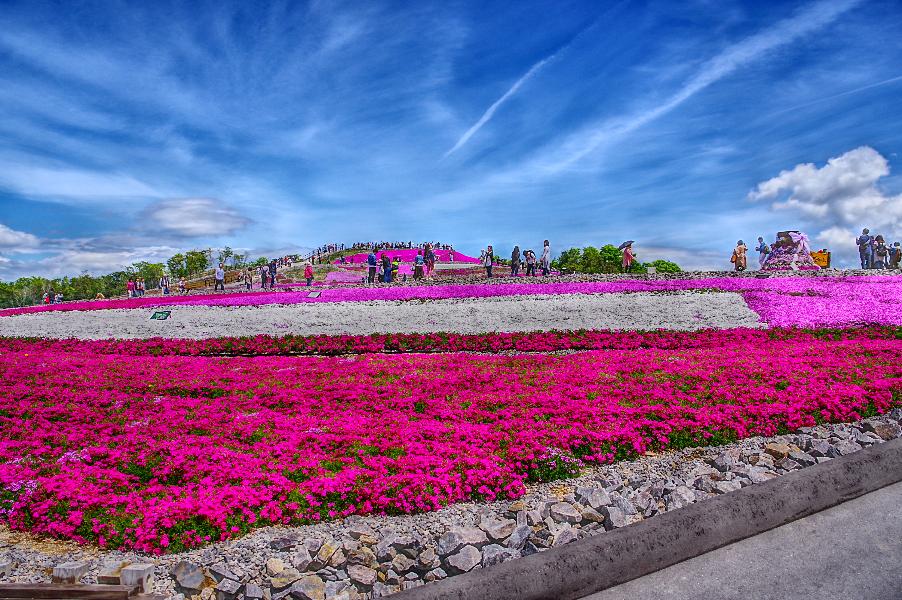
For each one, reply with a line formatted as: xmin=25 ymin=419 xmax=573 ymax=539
xmin=551 ymin=244 xmax=681 ymax=274
xmin=0 ymin=246 xmax=269 ymax=308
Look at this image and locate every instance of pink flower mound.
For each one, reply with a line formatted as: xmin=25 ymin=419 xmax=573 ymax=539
xmin=335 ymin=250 xmax=480 ymax=265
xmin=2 ymin=276 xmax=901 ymax=328
xmin=0 ymin=330 xmax=898 ymax=552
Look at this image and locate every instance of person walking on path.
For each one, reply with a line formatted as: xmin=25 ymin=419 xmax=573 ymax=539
xmin=731 ymin=240 xmax=748 ymax=271
xmin=482 ymin=245 xmax=494 ymax=278
xmin=367 ymin=248 xmax=378 ymax=284
xmin=540 ymin=240 xmax=551 ymax=276
xmin=268 ymin=259 xmax=277 ymax=287
xmin=510 ymin=246 xmax=521 ymax=276
xmin=159 ymin=273 xmax=171 ymax=295
xmin=214 ymin=263 xmax=225 ymax=291
xmin=126 ymin=278 xmax=135 ymax=298
xmin=755 ymin=237 xmax=770 ymax=269
xmin=621 ymin=243 xmax=635 ymax=272
xmin=304 ymin=263 xmax=314 ymax=286
xmin=243 ymin=268 xmax=253 ymax=291
xmin=857 ymin=228 xmax=874 ymax=269
xmin=259 ymin=264 xmax=268 ymax=289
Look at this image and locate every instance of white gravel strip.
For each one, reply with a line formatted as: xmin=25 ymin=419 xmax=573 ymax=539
xmin=0 ymin=291 xmax=763 ymax=340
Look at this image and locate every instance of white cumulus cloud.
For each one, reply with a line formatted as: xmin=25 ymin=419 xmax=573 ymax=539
xmin=144 ymin=198 xmax=251 ymax=237
xmin=749 ymin=146 xmax=902 ymax=264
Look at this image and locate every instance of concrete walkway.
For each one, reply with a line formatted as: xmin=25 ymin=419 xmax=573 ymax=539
xmin=585 ymin=481 xmax=902 ymax=600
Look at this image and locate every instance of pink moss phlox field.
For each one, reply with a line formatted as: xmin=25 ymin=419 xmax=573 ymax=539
xmin=2 ymin=276 xmax=901 ymax=328
xmin=1 ymin=330 xmax=899 ymax=553
xmin=334 ymin=249 xmax=480 ymax=265
xmin=3 ymin=327 xmax=898 ymax=357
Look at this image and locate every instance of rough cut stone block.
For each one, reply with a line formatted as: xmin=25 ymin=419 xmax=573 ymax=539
xmin=0 ymin=558 xmax=14 ymax=578
xmin=214 ymin=578 xmax=242 ymax=600
xmin=244 ymin=582 xmax=264 ymax=600
xmin=98 ymin=560 xmax=131 ymax=585
xmin=52 ymin=561 xmax=89 ymax=584
xmin=120 ymin=563 xmax=155 ymax=593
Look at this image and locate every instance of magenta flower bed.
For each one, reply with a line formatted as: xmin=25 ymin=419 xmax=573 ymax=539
xmin=0 ymin=329 xmax=899 ymax=552
xmin=335 ymin=249 xmax=480 ymax=265
xmin=2 ymin=276 xmax=901 ymax=328
xmin=3 ymin=327 xmax=897 ymax=357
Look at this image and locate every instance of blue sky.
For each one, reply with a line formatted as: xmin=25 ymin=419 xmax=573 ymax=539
xmin=1 ymin=0 xmax=901 ymax=278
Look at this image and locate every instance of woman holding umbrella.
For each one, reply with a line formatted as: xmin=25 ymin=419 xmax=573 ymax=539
xmin=619 ymin=241 xmax=636 ymax=272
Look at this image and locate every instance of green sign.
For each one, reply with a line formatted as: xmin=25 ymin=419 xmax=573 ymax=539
xmin=150 ymin=311 xmax=171 ymax=320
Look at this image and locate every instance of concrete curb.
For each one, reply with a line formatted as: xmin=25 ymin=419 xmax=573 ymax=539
xmin=395 ymin=436 xmax=902 ymax=600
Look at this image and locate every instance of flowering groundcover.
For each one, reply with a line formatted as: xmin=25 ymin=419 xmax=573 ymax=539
xmin=3 ymin=276 xmax=900 ymax=329
xmin=1 ymin=327 xmax=899 ymax=553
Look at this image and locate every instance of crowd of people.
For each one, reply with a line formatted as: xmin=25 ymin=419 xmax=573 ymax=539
xmin=77 ymin=229 xmax=902 ymax=303
xmin=729 ymin=228 xmax=902 ymax=272
xmin=856 ymin=228 xmax=901 ymax=269
xmin=503 ymin=241 xmax=553 ymax=278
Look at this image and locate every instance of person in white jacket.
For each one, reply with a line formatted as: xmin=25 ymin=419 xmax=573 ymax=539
xmin=540 ymin=240 xmax=551 ymax=276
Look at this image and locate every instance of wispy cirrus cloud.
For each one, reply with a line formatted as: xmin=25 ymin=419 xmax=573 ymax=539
xmin=534 ymin=0 xmax=863 ymax=173
xmin=443 ymin=55 xmax=557 ymax=158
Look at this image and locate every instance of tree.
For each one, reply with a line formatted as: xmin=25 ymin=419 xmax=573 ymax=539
xmin=551 ymin=245 xmax=681 ymax=274
xmin=646 ymin=259 xmax=681 ymax=273
xmin=218 ymin=246 xmax=234 ymax=267
xmin=184 ymin=250 xmax=209 ymax=276
xmin=167 ymin=253 xmax=187 ymax=279
xmin=129 ymin=262 xmax=166 ymax=288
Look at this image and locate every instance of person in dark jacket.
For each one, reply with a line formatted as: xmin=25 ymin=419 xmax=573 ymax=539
xmin=510 ymin=246 xmax=521 ymax=276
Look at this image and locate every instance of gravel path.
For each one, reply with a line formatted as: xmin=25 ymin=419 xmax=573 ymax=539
xmin=0 ymin=291 xmax=762 ymax=340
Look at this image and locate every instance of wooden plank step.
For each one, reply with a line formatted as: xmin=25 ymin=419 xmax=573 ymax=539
xmin=0 ymin=584 xmax=137 ymax=599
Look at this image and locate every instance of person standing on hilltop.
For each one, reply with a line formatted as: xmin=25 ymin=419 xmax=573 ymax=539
xmin=367 ymin=248 xmax=378 ymax=284
xmin=382 ymin=253 xmax=393 ymax=283
xmin=540 ymin=240 xmax=551 ymax=276
xmin=755 ymin=237 xmax=770 ymax=269
xmin=482 ymin=245 xmax=494 ymax=278
xmin=856 ymin=228 xmax=874 ymax=269
xmin=621 ymin=243 xmax=635 ymax=272
xmin=424 ymin=244 xmax=436 ymax=278
xmin=214 ymin=263 xmax=225 ymax=291
xmin=732 ymin=240 xmax=748 ymax=272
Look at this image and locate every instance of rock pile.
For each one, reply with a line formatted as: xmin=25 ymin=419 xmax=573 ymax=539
xmin=2 ymin=412 xmax=900 ymax=600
